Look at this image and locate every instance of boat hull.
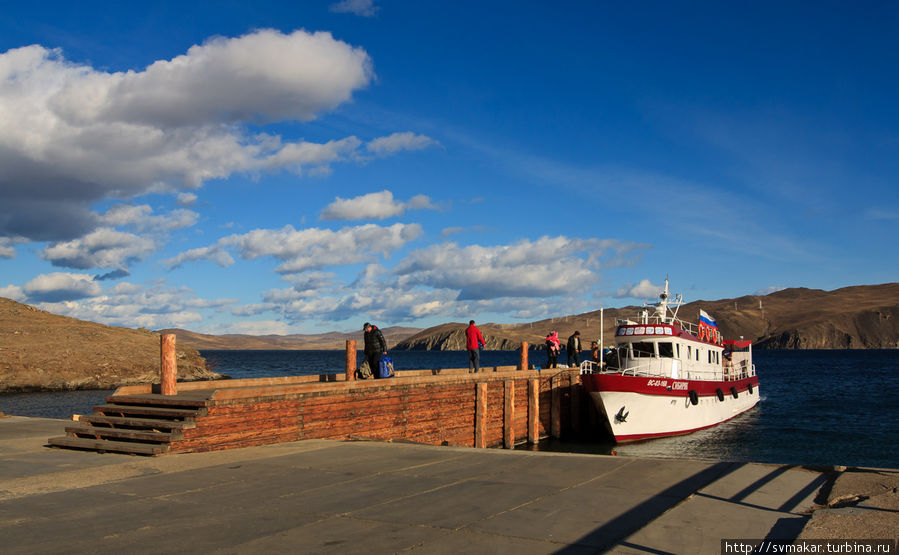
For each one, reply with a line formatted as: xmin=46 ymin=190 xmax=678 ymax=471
xmin=582 ymin=373 xmax=760 ymax=442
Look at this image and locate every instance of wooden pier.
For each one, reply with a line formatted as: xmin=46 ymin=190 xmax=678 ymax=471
xmin=48 ymin=337 xmax=590 ymax=455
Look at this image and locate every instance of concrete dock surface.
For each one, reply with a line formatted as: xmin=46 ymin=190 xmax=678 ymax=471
xmin=2 ymin=416 xmax=896 ymax=554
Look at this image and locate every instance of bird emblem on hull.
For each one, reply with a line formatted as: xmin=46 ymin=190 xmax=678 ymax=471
xmin=615 ymin=406 xmax=629 ymax=423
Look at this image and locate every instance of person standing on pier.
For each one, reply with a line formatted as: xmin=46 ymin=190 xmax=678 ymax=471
xmin=545 ymin=331 xmax=560 ymax=368
xmin=465 ymin=320 xmax=486 ymax=373
xmin=363 ymin=322 xmax=388 ymax=379
xmin=567 ymin=331 xmax=582 ymax=369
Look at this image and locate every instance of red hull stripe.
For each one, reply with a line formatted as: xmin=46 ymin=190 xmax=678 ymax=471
xmin=581 ymin=373 xmax=759 ymax=397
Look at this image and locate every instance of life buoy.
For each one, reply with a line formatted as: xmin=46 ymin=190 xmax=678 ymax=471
xmin=688 ymin=390 xmax=699 ymax=406
xmin=730 ymin=386 xmax=738 ymax=399
xmin=715 ymin=388 xmax=725 ymax=402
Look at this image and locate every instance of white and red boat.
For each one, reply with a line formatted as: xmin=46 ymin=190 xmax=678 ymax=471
xmin=580 ymin=279 xmax=760 ymax=442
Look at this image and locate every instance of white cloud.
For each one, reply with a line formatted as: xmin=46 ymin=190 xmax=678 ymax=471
xmin=0 ymin=30 xmax=377 ymax=243
xmin=329 ymin=0 xmax=379 ymax=17
xmin=99 ymin=204 xmax=198 ymax=233
xmin=162 ymin=245 xmax=235 ymax=270
xmin=320 ymin=190 xmax=438 ymax=220
xmin=395 ymin=237 xmax=646 ymax=300
xmin=220 ymin=222 xmax=423 ymax=273
xmin=176 ymin=192 xmax=198 ymax=206
xmin=219 ymin=320 xmax=292 ymax=335
xmin=615 ymin=279 xmax=663 ymax=299
xmin=0 ymin=237 xmax=26 ymax=258
xmin=22 ymin=272 xmax=102 ymax=302
xmin=366 ymin=132 xmax=439 ymax=156
xmin=0 ymin=284 xmax=25 ymax=301
xmin=40 ymin=228 xmax=156 ymax=270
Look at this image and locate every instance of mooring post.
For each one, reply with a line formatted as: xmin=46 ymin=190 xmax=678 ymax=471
xmin=475 ymin=382 xmax=487 ymax=448
xmin=160 ymin=333 xmax=177 ymax=396
xmin=503 ymin=380 xmax=515 ymax=449
xmin=519 ymin=341 xmax=528 ymax=370
xmin=551 ymin=375 xmax=561 ymax=438
xmin=528 ymin=378 xmax=539 ymax=443
xmin=345 ymin=339 xmax=356 ymax=381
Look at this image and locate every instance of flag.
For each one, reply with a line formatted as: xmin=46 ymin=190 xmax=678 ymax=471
xmin=699 ymin=309 xmax=718 ymax=329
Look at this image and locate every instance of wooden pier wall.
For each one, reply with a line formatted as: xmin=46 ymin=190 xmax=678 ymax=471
xmin=52 ymin=367 xmax=589 ymax=455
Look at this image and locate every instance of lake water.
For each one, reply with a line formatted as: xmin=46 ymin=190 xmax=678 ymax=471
xmin=2 ymin=349 xmax=896 ymax=470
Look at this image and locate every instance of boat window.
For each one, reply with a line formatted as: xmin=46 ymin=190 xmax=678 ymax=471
xmin=687 ymin=345 xmax=692 ymax=359
xmin=708 ymin=351 xmax=712 ymax=364
xmin=658 ymin=342 xmax=674 ymax=358
xmin=676 ymin=344 xmax=680 ymax=359
xmin=631 ymin=342 xmax=654 ymax=358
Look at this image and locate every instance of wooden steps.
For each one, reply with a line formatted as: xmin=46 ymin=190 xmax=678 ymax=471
xmin=48 ymin=395 xmax=209 ymax=456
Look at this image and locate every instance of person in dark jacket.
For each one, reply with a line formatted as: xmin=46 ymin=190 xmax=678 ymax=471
xmin=567 ymin=331 xmax=581 ymax=368
xmin=465 ymin=320 xmax=486 ymax=373
xmin=363 ymin=322 xmax=387 ymax=379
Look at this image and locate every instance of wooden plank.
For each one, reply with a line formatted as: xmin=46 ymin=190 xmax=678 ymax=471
xmin=82 ymin=415 xmax=196 ymax=430
xmin=528 ymin=378 xmax=539 ymax=443
xmin=48 ymin=436 xmax=169 ymax=455
xmin=66 ymin=424 xmax=178 ymax=442
xmin=105 ymin=394 xmax=210 ymax=407
xmin=475 ymin=382 xmax=487 ymax=448
xmin=551 ymin=375 xmax=561 ymax=439
xmin=93 ymin=404 xmax=204 ymax=419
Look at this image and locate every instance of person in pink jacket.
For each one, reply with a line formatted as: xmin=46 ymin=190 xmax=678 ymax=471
xmin=465 ymin=320 xmax=486 ymax=373
xmin=545 ymin=331 xmax=561 ymax=368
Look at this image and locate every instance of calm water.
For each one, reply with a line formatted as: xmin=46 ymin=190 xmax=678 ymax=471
xmin=2 ymin=349 xmax=896 ymax=469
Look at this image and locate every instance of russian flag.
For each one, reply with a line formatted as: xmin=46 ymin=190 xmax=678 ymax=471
xmin=699 ymin=309 xmax=718 ymax=329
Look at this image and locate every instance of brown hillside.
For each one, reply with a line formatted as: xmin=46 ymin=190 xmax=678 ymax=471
xmin=395 ymin=283 xmax=899 ymax=351
xmin=159 ymin=326 xmax=422 ymax=351
xmin=1 ymin=298 xmax=222 ymax=393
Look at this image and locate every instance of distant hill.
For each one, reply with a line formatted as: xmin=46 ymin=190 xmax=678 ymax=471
xmin=394 ymin=283 xmax=899 ymax=351
xmin=159 ymin=326 xmax=423 ymax=351
xmin=0 ymin=297 xmax=221 ymax=393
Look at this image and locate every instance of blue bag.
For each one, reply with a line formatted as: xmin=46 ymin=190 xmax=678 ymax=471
xmin=378 ymin=356 xmax=395 ymax=378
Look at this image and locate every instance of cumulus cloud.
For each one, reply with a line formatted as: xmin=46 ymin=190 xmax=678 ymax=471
xmin=329 ymin=0 xmax=379 ymax=17
xmin=219 ymin=222 xmax=423 ymax=273
xmin=320 ymin=190 xmax=437 ymax=220
xmin=40 ymin=228 xmax=156 ymax=270
xmin=162 ymin=245 xmax=235 ymax=270
xmin=615 ymin=279 xmax=663 ymax=299
xmin=0 ymin=284 xmax=25 ymax=301
xmin=366 ymin=132 xmax=440 ymax=156
xmin=22 ymin=272 xmax=102 ymax=302
xmin=395 ymin=237 xmax=647 ymax=300
xmin=0 ymin=30 xmax=378 ymax=243
xmin=99 ymin=204 xmax=198 ymax=233
xmin=0 ymin=237 xmax=27 ymax=258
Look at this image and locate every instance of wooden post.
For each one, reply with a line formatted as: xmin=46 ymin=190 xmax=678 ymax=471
xmin=551 ymin=375 xmax=561 ymax=438
xmin=345 ymin=340 xmax=356 ymax=381
xmin=528 ymin=378 xmax=539 ymax=444
xmin=503 ymin=380 xmax=515 ymax=449
xmin=475 ymin=382 xmax=487 ymax=448
xmin=519 ymin=341 xmax=528 ymax=370
xmin=160 ymin=334 xmax=177 ymax=396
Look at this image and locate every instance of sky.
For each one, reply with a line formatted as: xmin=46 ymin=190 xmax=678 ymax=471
xmin=1 ymin=1 xmax=897 ymax=335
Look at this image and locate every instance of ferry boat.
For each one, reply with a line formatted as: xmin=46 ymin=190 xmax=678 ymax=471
xmin=580 ymin=279 xmax=760 ymax=442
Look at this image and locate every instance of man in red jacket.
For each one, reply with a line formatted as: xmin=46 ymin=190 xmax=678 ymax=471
xmin=465 ymin=320 xmax=486 ymax=373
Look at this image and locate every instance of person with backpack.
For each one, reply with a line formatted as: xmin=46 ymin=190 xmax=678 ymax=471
xmin=363 ymin=322 xmax=388 ymax=379
xmin=465 ymin=320 xmax=486 ymax=373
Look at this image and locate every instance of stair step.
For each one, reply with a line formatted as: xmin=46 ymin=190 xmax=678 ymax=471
xmin=106 ymin=395 xmax=209 ymax=408
xmin=48 ymin=436 xmax=170 ymax=456
xmin=65 ymin=424 xmax=179 ymax=443
xmin=93 ymin=404 xmax=205 ymax=419
xmin=80 ymin=415 xmax=196 ymax=431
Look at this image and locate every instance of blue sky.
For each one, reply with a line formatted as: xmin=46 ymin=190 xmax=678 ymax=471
xmin=1 ymin=1 xmax=897 ymax=335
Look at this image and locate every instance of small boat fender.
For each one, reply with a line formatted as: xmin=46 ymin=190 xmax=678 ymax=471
xmin=730 ymin=386 xmax=738 ymax=399
xmin=715 ymin=388 xmax=725 ymax=402
xmin=688 ymin=390 xmax=699 ymax=406
xmin=747 ymin=383 xmax=754 ymax=395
